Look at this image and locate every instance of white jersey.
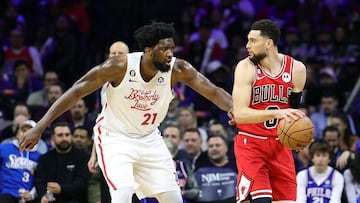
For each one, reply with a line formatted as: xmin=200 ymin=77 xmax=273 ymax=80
xmin=96 ymin=52 xmax=175 ymax=136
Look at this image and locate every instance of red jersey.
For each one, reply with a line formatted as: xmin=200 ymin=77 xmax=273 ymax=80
xmin=237 ymin=55 xmax=294 ymax=138
xmin=5 ymin=46 xmax=34 ymax=72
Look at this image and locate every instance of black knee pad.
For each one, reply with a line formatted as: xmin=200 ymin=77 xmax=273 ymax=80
xmin=251 ymin=197 xmax=272 ymax=203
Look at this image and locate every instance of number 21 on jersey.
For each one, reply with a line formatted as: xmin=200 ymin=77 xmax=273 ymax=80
xmin=141 ymin=113 xmax=158 ymax=125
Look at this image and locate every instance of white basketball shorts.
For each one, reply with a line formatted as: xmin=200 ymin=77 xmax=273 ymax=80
xmin=93 ymin=124 xmax=180 ymax=199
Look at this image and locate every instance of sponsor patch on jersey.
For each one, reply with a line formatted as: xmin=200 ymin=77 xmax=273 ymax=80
xmin=282 ymin=72 xmax=291 ymax=83
xmin=157 ymin=77 xmax=165 ymax=84
xmin=257 ymin=68 xmax=262 ymax=75
xmin=130 ymin=70 xmax=136 ymax=77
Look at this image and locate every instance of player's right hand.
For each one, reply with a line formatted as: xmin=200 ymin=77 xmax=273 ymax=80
xmin=19 ymin=127 xmax=42 ymax=152
xmin=87 ymin=154 xmax=99 ymax=174
xmin=274 ymin=108 xmax=305 ymax=122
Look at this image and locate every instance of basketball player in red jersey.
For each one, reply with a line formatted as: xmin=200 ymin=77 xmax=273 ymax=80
xmin=232 ymin=19 xmax=306 ymax=203
xmin=18 ymin=21 xmax=234 ymax=203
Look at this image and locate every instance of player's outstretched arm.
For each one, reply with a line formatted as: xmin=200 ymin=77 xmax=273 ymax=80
xmin=172 ymin=59 xmax=232 ymax=112
xmin=19 ymin=57 xmax=127 ymax=151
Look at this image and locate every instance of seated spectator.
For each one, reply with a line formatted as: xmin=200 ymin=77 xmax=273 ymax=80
xmin=72 ymin=126 xmax=92 ymax=153
xmin=208 ymin=120 xmax=235 ymax=164
xmin=296 ymin=140 xmax=344 ymax=203
xmin=10 ymin=59 xmax=44 ymax=103
xmin=34 ymin=122 xmax=90 ymax=203
xmin=192 ymin=134 xmax=237 ymax=203
xmin=162 ymin=124 xmax=192 ymax=164
xmin=183 ymin=128 xmax=208 ymax=170
xmin=331 ymin=112 xmax=359 ymax=152
xmin=344 ymin=151 xmax=360 ymax=203
xmin=3 ymin=27 xmax=43 ymax=79
xmin=0 ymin=119 xmax=42 ymax=203
xmin=322 ymin=126 xmax=342 ymax=169
xmin=177 ymin=106 xmax=208 ymax=151
xmin=310 ymin=91 xmax=339 ymax=139
xmin=69 ymin=99 xmax=95 ymax=134
xmin=26 ymin=70 xmax=59 ymax=108
xmin=0 ymin=68 xmax=40 ymax=120
xmin=0 ymin=103 xmax=31 ymax=142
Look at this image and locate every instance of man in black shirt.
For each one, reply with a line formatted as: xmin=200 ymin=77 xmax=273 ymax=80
xmin=35 ymin=122 xmax=90 ymax=203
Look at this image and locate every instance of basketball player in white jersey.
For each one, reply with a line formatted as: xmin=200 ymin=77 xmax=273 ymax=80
xmin=19 ymin=21 xmax=234 ymax=203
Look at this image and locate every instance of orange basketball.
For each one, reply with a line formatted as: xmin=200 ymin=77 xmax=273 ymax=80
xmin=277 ymin=116 xmax=314 ymax=151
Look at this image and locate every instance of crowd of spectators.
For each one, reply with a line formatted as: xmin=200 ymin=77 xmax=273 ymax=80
xmin=0 ymin=0 xmax=360 ymax=202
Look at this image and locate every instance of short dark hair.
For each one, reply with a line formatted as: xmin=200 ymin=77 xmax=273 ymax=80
xmin=13 ymin=59 xmax=29 ymax=70
xmin=133 ymin=21 xmax=175 ymax=50
xmin=183 ymin=128 xmax=201 ymax=140
xmin=322 ymin=126 xmax=340 ymax=138
xmin=207 ymin=134 xmax=227 ymax=146
xmin=309 ymin=139 xmax=333 ymax=160
xmin=51 ymin=121 xmax=71 ymax=135
xmin=73 ymin=126 xmax=91 ymax=139
xmin=251 ymin=19 xmax=280 ymax=45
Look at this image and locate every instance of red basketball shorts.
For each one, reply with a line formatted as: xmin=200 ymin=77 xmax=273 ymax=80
xmin=234 ymin=132 xmax=296 ymax=202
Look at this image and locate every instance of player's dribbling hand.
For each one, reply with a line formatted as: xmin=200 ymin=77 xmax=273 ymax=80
xmin=19 ymin=127 xmax=42 ymax=152
xmin=275 ymin=108 xmax=305 ymax=122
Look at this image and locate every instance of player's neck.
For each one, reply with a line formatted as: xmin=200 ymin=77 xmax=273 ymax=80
xmin=259 ymin=51 xmax=283 ymax=74
xmin=140 ymin=56 xmax=158 ymax=82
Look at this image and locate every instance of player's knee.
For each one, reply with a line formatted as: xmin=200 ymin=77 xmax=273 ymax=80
xmin=155 ymin=190 xmax=182 ymax=203
xmin=110 ymin=186 xmax=133 ymax=203
xmin=251 ymin=197 xmax=272 ymax=203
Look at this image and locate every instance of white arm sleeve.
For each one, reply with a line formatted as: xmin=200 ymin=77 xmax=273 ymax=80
xmin=296 ymin=170 xmax=308 ymax=203
xmin=329 ymin=169 xmax=344 ymax=203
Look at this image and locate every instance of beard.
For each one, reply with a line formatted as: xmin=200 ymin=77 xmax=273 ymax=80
xmin=153 ymin=59 xmax=170 ymax=73
xmin=209 ymin=155 xmax=225 ymax=164
xmin=250 ymin=52 xmax=267 ymax=65
xmin=55 ymin=142 xmax=71 ymax=152
xmin=72 ymin=113 xmax=83 ymax=121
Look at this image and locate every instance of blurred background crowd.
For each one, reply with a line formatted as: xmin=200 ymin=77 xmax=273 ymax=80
xmin=0 ymin=0 xmax=360 ymax=203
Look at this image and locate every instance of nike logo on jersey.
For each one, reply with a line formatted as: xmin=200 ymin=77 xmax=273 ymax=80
xmin=129 ymin=79 xmax=137 ymax=82
xmin=256 ymin=76 xmax=265 ymax=80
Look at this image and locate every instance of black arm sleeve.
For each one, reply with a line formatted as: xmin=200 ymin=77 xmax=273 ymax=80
xmin=289 ymin=92 xmax=302 ymax=109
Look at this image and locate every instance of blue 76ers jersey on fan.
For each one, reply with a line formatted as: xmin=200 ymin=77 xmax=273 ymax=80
xmin=0 ymin=142 xmax=41 ymax=198
xmin=97 ymin=52 xmax=175 ymax=135
xmin=306 ymin=168 xmax=335 ymax=203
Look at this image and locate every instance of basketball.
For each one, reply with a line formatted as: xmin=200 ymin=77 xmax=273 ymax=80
xmin=277 ymin=116 xmax=314 ymax=151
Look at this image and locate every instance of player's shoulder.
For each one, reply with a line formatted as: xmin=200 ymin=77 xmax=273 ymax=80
xmin=291 ymin=57 xmax=306 ymax=71
xmin=234 ymin=57 xmax=254 ymax=73
xmin=98 ymin=54 xmax=128 ymax=74
xmin=172 ymin=58 xmax=196 ymax=75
